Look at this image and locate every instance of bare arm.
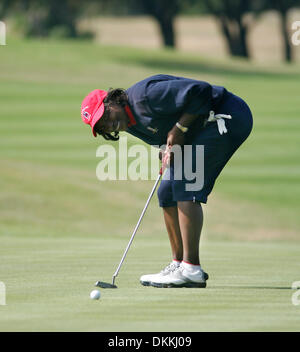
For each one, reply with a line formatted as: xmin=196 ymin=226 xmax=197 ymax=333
xmin=166 ymin=113 xmax=199 ymax=147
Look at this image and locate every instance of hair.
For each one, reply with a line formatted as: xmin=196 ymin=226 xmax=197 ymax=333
xmin=96 ymin=88 xmax=128 ymax=141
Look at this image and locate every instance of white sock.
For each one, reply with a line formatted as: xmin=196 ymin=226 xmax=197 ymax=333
xmin=172 ymin=260 xmax=181 ymax=266
xmin=182 ymin=261 xmax=201 ymax=272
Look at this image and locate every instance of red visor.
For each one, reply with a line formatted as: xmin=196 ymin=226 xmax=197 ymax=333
xmin=81 ymin=89 xmax=108 ymax=137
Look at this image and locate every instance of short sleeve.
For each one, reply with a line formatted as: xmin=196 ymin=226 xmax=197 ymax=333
xmin=145 ymin=77 xmax=212 ymax=116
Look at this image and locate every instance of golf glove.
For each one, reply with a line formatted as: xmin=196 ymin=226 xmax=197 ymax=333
xmin=207 ymin=110 xmax=232 ymax=135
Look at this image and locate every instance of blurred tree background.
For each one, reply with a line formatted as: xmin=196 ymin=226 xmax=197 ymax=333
xmin=1 ymin=0 xmax=300 ymax=62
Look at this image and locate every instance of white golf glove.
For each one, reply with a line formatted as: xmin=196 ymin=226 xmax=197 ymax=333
xmin=207 ymin=110 xmax=232 ymax=135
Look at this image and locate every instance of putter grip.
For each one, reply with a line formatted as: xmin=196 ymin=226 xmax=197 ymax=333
xmin=160 ymin=163 xmax=167 ymax=175
xmin=160 ymin=148 xmax=170 ymax=175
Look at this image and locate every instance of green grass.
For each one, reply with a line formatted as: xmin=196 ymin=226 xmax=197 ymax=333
xmin=0 ymin=235 xmax=299 ymax=332
xmin=0 ymin=38 xmax=300 ymax=331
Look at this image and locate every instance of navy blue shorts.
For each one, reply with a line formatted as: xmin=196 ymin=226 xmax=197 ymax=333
xmin=157 ymin=92 xmax=253 ymax=206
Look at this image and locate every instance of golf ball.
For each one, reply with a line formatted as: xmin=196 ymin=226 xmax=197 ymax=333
xmin=90 ymin=289 xmax=101 ymax=300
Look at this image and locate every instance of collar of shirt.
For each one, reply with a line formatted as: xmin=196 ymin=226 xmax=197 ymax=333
xmin=124 ymin=105 xmax=137 ymax=127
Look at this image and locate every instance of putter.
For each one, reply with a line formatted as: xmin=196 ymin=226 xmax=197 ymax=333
xmin=95 ymin=152 xmax=169 ymax=289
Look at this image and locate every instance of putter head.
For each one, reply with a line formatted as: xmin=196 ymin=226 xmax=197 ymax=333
xmin=94 ymin=281 xmax=117 ymax=289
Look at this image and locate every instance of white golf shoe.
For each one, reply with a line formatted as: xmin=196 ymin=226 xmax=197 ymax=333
xmin=140 ymin=261 xmax=181 ymax=286
xmin=150 ymin=262 xmax=207 ymax=288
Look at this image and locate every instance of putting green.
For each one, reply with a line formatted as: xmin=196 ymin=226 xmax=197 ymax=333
xmin=0 ymin=235 xmax=299 ymax=331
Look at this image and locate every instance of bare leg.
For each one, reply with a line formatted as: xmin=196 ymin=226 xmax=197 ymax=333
xmin=177 ymin=201 xmax=203 ymax=265
xmin=162 ymin=206 xmax=183 ymax=261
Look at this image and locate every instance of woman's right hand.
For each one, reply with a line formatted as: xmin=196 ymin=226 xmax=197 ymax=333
xmin=159 ymin=146 xmax=172 ymax=169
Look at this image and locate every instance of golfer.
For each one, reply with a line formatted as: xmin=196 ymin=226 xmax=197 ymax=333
xmin=81 ymin=74 xmax=253 ymax=288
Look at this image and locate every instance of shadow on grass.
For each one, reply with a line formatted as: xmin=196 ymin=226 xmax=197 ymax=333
xmin=113 ymin=52 xmax=300 ymax=81
xmin=209 ymin=286 xmax=292 ymax=290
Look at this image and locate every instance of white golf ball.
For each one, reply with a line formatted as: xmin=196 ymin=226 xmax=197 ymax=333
xmin=90 ymin=289 xmax=101 ymax=300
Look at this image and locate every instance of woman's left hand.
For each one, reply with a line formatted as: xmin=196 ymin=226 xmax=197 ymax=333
xmin=166 ymin=125 xmax=185 ymax=147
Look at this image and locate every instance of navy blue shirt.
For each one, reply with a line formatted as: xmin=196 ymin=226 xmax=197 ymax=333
xmin=126 ymin=74 xmax=228 ymax=146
